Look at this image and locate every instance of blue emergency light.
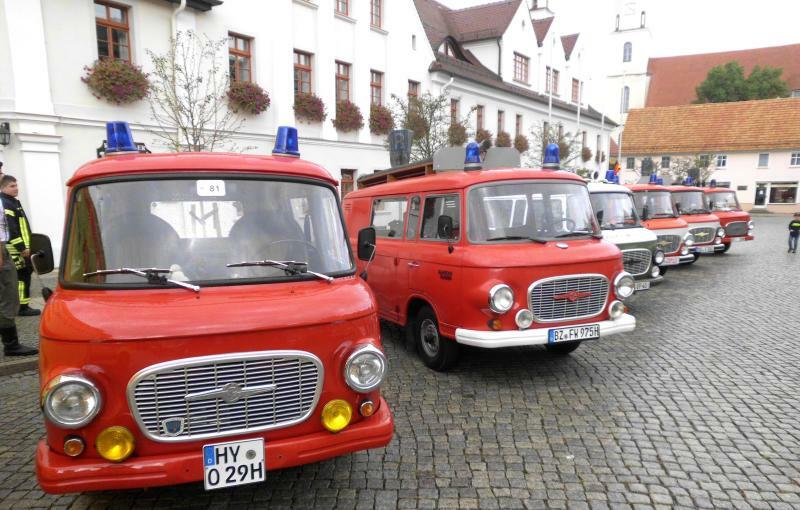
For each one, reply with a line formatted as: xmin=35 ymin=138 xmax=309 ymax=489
xmin=683 ymin=176 xmax=695 ymax=186
xmin=604 ymin=170 xmax=619 ymax=184
xmin=709 ymin=179 xmax=717 ymax=188
xmin=105 ymin=121 xmax=137 ymax=153
xmin=657 ymin=177 xmax=664 ymax=185
xmin=273 ymin=126 xmax=300 ymax=157
xmin=464 ymin=142 xmax=482 ymax=170
xmin=542 ymin=143 xmax=560 ymax=169
xmin=649 ymin=173 xmax=659 ymax=184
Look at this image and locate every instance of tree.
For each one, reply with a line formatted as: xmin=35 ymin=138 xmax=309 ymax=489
xmin=695 ymin=61 xmax=789 ymax=104
xmin=667 ymin=154 xmax=717 ymax=183
xmin=147 ymin=31 xmax=245 ymax=152
xmin=391 ymin=91 xmax=472 ymax=163
xmin=524 ymin=123 xmax=580 ymax=168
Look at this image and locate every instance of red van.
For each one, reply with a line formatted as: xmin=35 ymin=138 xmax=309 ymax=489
xmin=343 ymin=144 xmax=636 ymax=371
xmin=34 ymin=124 xmax=392 ymax=493
xmin=669 ymin=182 xmax=725 ymax=260
xmin=627 ymin=182 xmax=695 ymax=271
xmin=703 ymin=186 xmax=754 ymax=251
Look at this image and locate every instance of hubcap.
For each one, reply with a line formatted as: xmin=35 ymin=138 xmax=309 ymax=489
xmin=419 ymin=318 xmax=439 ymax=358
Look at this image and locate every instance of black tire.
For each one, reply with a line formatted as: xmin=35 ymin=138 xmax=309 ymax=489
xmin=658 ymin=267 xmax=668 ymax=277
xmin=545 ymin=341 xmax=582 ymax=355
xmin=684 ymin=254 xmax=698 ymax=265
xmin=721 ymin=243 xmax=731 ymax=253
xmin=413 ymin=306 xmax=459 ymax=371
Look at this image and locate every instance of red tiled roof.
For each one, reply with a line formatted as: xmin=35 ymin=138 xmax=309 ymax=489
xmin=646 ymin=44 xmax=800 ymax=107
xmin=561 ymin=33 xmax=579 ymax=60
xmin=413 ymin=0 xmax=522 ymax=49
xmin=622 ymin=98 xmax=800 ymax=155
xmin=532 ymin=16 xmax=554 ymax=47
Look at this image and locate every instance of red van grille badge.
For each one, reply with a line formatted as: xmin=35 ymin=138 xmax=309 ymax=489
xmin=552 ymin=290 xmax=592 ymax=302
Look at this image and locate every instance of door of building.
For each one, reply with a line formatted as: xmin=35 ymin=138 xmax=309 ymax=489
xmin=754 ymin=184 xmax=767 ymax=208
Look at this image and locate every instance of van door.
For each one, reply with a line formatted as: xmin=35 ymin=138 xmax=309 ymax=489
xmin=368 ymin=196 xmax=408 ymax=322
xmin=406 ymin=193 xmax=464 ymax=333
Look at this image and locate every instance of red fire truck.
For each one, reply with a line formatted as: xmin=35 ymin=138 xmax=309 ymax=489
xmin=668 ymin=179 xmax=725 ymax=261
xmin=703 ymin=184 xmax=754 ymax=252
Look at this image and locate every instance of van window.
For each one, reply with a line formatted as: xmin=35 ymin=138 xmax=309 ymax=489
xmin=406 ymin=196 xmax=421 ymax=239
xmin=371 ymin=197 xmax=407 ymax=238
xmin=420 ymin=194 xmax=461 ymax=240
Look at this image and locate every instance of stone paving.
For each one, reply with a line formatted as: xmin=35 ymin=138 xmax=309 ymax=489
xmin=0 ymin=214 xmax=798 ymax=509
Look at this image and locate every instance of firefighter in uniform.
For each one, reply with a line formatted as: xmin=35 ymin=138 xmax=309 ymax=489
xmin=0 ymin=175 xmax=40 ymax=316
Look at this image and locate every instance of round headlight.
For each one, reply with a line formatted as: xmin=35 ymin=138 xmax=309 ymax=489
xmin=748 ymin=220 xmax=754 ymax=231
xmin=614 ymin=272 xmax=635 ymax=300
xmin=681 ymin=245 xmax=689 ymax=256
xmin=608 ymin=300 xmax=625 ymax=319
xmin=684 ymin=233 xmax=695 ymax=247
xmin=653 ymin=250 xmax=665 ymax=265
xmin=488 ymin=284 xmax=514 ymax=314
xmin=41 ymin=375 xmax=101 ymax=429
xmin=344 ymin=345 xmax=387 ymax=393
xmin=515 ymin=309 xmax=534 ymax=330
xmin=651 ymin=265 xmax=660 ymax=278
xmin=717 ymin=227 xmax=725 ymax=238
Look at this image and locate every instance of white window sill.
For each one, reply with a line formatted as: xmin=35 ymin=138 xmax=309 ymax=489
xmin=293 ymin=0 xmax=318 ymax=8
xmin=757 ymin=166 xmax=769 ymax=169
xmin=370 ymin=25 xmax=388 ymax=35
xmin=335 ymin=12 xmax=356 ymax=23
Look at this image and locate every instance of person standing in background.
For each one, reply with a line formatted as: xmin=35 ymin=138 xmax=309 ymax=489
xmin=789 ymin=212 xmax=800 ymax=253
xmin=0 ymin=175 xmax=40 ymax=315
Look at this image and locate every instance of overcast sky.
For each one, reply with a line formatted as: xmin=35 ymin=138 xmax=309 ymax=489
xmin=438 ymin=0 xmax=800 ymax=57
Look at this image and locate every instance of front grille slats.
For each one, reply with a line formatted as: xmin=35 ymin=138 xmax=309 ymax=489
xmin=689 ymin=227 xmax=716 ymax=245
xmin=621 ymin=249 xmax=652 ymax=276
xmin=656 ymin=235 xmax=681 ymax=254
xmin=129 ymin=352 xmax=322 ymax=442
xmin=528 ymin=275 xmax=609 ymax=323
xmin=725 ymin=221 xmax=748 ymax=236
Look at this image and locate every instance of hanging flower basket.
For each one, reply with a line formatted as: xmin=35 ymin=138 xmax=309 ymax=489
xmin=448 ymin=124 xmax=467 ymax=146
xmin=475 ymin=128 xmax=492 ymax=145
xmin=495 ymin=131 xmax=512 ymax=147
xmin=514 ymin=134 xmax=529 ymax=153
xmin=582 ymin=146 xmax=593 ymax=162
xmin=332 ymin=100 xmax=364 ymax=132
xmin=227 ymin=81 xmax=270 ymax=115
xmin=294 ymin=92 xmax=327 ymax=123
xmin=369 ymin=104 xmax=394 ymax=135
xmin=82 ymin=59 xmax=149 ymax=104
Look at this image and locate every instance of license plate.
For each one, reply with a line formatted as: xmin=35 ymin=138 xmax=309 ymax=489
xmin=732 ymin=237 xmax=744 ymax=242
xmin=548 ymin=324 xmax=600 ymax=343
xmin=662 ymin=256 xmax=680 ymax=266
xmin=635 ymin=281 xmax=650 ymax=291
xmin=696 ymin=245 xmax=715 ymax=254
xmin=203 ymin=438 xmax=265 ymax=490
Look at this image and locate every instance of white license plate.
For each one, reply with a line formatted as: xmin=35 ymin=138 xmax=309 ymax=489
xmin=635 ymin=281 xmax=651 ymax=291
xmin=696 ymin=245 xmax=715 ymax=254
xmin=203 ymin=438 xmax=265 ymax=490
xmin=662 ymin=256 xmax=680 ymax=266
xmin=548 ymin=324 xmax=600 ymax=343
xmin=732 ymin=237 xmax=744 ymax=242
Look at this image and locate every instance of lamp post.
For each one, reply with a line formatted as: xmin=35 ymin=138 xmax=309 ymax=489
xmin=0 ymin=123 xmax=10 ymax=147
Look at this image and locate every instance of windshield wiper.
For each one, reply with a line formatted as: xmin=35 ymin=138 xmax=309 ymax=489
xmin=83 ymin=267 xmax=200 ymax=293
xmin=485 ymin=235 xmax=548 ymax=244
xmin=652 ymin=213 xmax=677 ymax=218
xmin=686 ymin=208 xmax=710 ymax=214
xmin=553 ymin=230 xmax=603 ymax=239
xmin=226 ymin=260 xmax=334 ymax=283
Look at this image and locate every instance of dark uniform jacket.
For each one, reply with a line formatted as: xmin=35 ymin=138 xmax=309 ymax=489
xmin=0 ymin=193 xmax=31 ymax=269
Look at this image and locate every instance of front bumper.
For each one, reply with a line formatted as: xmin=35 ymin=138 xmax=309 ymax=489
xmin=454 ymin=313 xmax=636 ymax=349
xmin=691 ymin=242 xmax=726 ymax=255
xmin=633 ymin=274 xmax=664 ymax=287
xmin=723 ymin=234 xmax=754 ymax=243
xmin=36 ymin=397 xmax=393 ymax=494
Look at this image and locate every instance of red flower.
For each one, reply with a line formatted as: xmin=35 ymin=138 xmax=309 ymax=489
xmin=82 ymin=59 xmax=149 ymax=104
xmin=294 ymin=92 xmax=327 ymax=123
xmin=227 ymin=82 xmax=270 ymax=115
xmin=369 ymin=104 xmax=394 ymax=135
xmin=332 ymin=100 xmax=364 ymax=132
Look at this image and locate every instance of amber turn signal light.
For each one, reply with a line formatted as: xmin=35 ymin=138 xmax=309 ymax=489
xmin=63 ymin=436 xmax=85 ymax=457
xmin=359 ymin=400 xmax=375 ymax=417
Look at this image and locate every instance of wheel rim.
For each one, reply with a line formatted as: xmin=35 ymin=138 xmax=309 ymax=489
xmin=419 ymin=318 xmax=440 ymax=358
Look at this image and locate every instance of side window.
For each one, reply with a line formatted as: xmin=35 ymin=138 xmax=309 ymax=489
xmin=371 ymin=197 xmax=407 ymax=238
xmin=406 ymin=196 xmax=421 ymax=239
xmin=420 ymin=194 xmax=461 ymax=240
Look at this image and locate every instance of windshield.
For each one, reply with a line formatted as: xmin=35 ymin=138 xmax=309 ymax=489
xmin=633 ymin=191 xmax=676 ymax=218
xmin=590 ymin=192 xmax=640 ymax=229
xmin=468 ymin=181 xmax=599 ymax=243
xmin=63 ymin=177 xmax=353 ymax=286
xmin=671 ymin=191 xmax=709 ymax=214
xmin=708 ymin=191 xmax=741 ymax=211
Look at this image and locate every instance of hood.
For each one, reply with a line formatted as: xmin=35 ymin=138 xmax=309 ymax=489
xmin=642 ymin=217 xmax=688 ymax=230
xmin=680 ymin=213 xmax=719 ymax=225
xmin=601 ymin=227 xmax=656 ymax=246
xmin=41 ymin=278 xmax=375 ymax=342
xmin=713 ymin=210 xmax=750 ymax=224
xmin=460 ymin=239 xmax=620 ymax=269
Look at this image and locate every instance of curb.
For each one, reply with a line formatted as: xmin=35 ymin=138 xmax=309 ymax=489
xmin=0 ymin=357 xmax=38 ymax=377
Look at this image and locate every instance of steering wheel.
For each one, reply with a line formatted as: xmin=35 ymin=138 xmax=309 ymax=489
xmin=549 ymin=218 xmax=577 ymax=232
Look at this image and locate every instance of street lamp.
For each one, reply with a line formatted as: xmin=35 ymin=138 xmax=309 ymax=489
xmin=0 ymin=123 xmax=10 ymax=146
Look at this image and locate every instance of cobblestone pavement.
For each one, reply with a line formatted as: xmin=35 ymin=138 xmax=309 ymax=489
xmin=1 ymin=215 xmax=798 ymax=509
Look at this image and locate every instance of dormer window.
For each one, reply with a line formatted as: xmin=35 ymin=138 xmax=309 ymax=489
xmin=440 ymin=41 xmax=456 ymax=57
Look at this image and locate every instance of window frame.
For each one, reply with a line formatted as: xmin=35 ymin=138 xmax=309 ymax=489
xmin=515 ymin=114 xmax=523 ymax=137
xmin=294 ymin=50 xmax=313 ymax=95
xmin=451 ymin=99 xmax=460 ymax=124
xmin=716 ymin=154 xmax=727 ymax=168
xmin=335 ymin=61 xmax=351 ymax=102
xmin=476 ymin=105 xmax=484 ymax=130
xmin=621 ymin=86 xmax=630 ymax=113
xmin=791 ymin=152 xmax=800 ymax=167
xmin=571 ymin=78 xmax=580 ymax=103
xmin=623 ymin=42 xmax=632 ymax=63
xmin=228 ymin=32 xmax=253 ymax=84
xmin=405 ymin=195 xmax=421 ymax=240
xmin=758 ymin=153 xmax=769 ymax=168
xmin=626 ymin=157 xmax=635 ymax=170
xmin=497 ymin=110 xmax=505 ymax=135
xmin=94 ymin=0 xmax=132 ymax=63
xmin=552 ymin=69 xmax=560 ymax=96
xmin=408 ymin=80 xmax=419 ymax=99
xmin=419 ymin=193 xmax=462 ymax=242
xmin=370 ymin=70 xmax=383 ymax=106
xmin=335 ymin=0 xmax=349 ymax=16
xmin=513 ymin=52 xmax=529 ymax=83
xmin=370 ymin=196 xmax=409 ymax=239
xmin=340 ymin=169 xmax=356 ymax=199
xmin=370 ymin=0 xmax=382 ymax=28
xmin=661 ymin=156 xmax=671 ymax=169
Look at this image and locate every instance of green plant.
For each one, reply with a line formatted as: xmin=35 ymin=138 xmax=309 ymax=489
xmin=294 ymin=92 xmax=327 ymax=123
xmin=514 ymin=134 xmax=529 ymax=153
xmin=333 ymin=100 xmax=364 ymax=132
xmin=369 ymin=104 xmax=394 ymax=135
xmin=82 ymin=59 xmax=149 ymax=104
xmin=495 ymin=131 xmax=511 ymax=147
xmin=447 ymin=123 xmax=467 ymax=146
xmin=227 ymin=81 xmax=270 ymax=115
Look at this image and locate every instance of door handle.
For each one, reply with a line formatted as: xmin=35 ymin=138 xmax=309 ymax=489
xmin=407 ymin=261 xmax=420 ymax=268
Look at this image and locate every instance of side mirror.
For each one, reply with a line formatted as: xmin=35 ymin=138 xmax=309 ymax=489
xmin=641 ymin=204 xmax=649 ymax=221
xmin=595 ymin=210 xmax=604 ymax=226
xmin=674 ymin=202 xmax=681 ymax=214
xmin=29 ymin=233 xmax=54 ymax=275
xmin=357 ymin=227 xmax=376 ymax=262
xmin=437 ymin=215 xmax=454 ymax=240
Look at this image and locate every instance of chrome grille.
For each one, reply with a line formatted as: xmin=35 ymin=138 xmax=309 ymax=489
xmin=528 ymin=275 xmax=609 ymax=323
xmin=128 ymin=351 xmax=322 ymax=442
xmin=689 ymin=227 xmax=716 ymax=245
xmin=622 ymin=249 xmax=652 ymax=276
xmin=656 ymin=234 xmax=681 ymax=254
xmin=725 ymin=221 xmax=748 ymax=236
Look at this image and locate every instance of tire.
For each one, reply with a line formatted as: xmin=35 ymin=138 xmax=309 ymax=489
xmin=684 ymin=254 xmax=698 ymax=265
xmin=413 ymin=306 xmax=459 ymax=371
xmin=721 ymin=243 xmax=731 ymax=253
xmin=658 ymin=267 xmax=668 ymax=277
xmin=545 ymin=341 xmax=582 ymax=355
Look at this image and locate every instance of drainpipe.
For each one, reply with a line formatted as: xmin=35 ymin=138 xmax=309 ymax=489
xmin=441 ymin=76 xmax=455 ymax=93
xmin=496 ymin=38 xmax=503 ymax=78
xmin=171 ymin=0 xmax=187 ymax=37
